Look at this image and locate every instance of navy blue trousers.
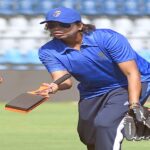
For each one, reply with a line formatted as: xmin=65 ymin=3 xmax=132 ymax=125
xmin=77 ymin=82 xmax=150 ymax=150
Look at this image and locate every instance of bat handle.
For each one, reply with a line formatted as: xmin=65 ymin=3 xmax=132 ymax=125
xmin=53 ymin=74 xmax=71 ymax=85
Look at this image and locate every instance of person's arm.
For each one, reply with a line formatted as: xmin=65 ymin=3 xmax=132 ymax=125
xmin=0 ymin=76 xmax=3 ymax=84
xmin=35 ymin=70 xmax=72 ymax=97
xmin=48 ymin=70 xmax=73 ymax=92
xmin=38 ymin=47 xmax=72 ymax=95
xmin=117 ymin=60 xmax=141 ymax=106
xmin=102 ymin=30 xmax=141 ymax=106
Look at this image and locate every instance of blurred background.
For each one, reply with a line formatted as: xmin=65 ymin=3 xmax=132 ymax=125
xmin=0 ymin=0 xmax=150 ymax=101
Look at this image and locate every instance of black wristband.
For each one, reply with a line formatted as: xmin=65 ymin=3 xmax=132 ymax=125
xmin=129 ymin=102 xmax=141 ymax=109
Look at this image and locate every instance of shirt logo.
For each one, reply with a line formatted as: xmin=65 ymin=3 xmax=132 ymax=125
xmin=53 ymin=10 xmax=61 ymax=17
xmin=98 ymin=51 xmax=109 ymax=60
xmin=99 ymin=51 xmax=106 ymax=58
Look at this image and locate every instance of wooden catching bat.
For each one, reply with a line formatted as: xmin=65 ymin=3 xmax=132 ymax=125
xmin=5 ymin=74 xmax=71 ymax=113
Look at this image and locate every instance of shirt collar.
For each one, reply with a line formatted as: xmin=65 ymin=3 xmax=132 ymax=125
xmin=81 ymin=32 xmax=98 ymax=47
xmin=54 ymin=32 xmax=98 ymax=54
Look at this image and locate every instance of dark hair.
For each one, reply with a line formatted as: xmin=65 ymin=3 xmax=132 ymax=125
xmin=78 ymin=23 xmax=96 ymax=33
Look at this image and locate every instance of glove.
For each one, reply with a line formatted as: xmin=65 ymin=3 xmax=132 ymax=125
xmin=132 ymin=104 xmax=150 ymax=128
xmin=124 ymin=104 xmax=150 ymax=141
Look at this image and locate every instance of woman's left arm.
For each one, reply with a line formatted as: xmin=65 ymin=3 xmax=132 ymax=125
xmin=118 ymin=60 xmax=141 ymax=106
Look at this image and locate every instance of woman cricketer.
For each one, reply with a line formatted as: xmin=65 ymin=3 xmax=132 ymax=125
xmin=37 ymin=7 xmax=150 ymax=150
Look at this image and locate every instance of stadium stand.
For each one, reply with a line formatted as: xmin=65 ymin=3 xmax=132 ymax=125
xmin=2 ymin=30 xmax=22 ymax=39
xmin=0 ymin=17 xmax=8 ymax=33
xmin=92 ymin=17 xmax=113 ymax=29
xmin=134 ymin=17 xmax=150 ymax=33
xmin=129 ymin=39 xmax=147 ymax=51
xmin=60 ymin=0 xmax=76 ymax=9
xmin=0 ymin=0 xmax=14 ymax=15
xmin=103 ymin=0 xmax=120 ymax=15
xmin=36 ymin=0 xmax=57 ymax=14
xmin=137 ymin=50 xmax=150 ymax=63
xmin=28 ymin=16 xmax=46 ymax=34
xmin=15 ymin=0 xmax=33 ymax=15
xmin=123 ymin=0 xmax=142 ymax=15
xmin=80 ymin=0 xmax=100 ymax=15
xmin=8 ymin=16 xmax=29 ymax=33
xmin=143 ymin=0 xmax=150 ymax=15
xmin=113 ymin=17 xmax=134 ymax=36
xmin=0 ymin=0 xmax=150 ymax=70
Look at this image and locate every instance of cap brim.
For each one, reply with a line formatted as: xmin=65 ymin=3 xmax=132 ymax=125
xmin=40 ymin=19 xmax=81 ymax=24
xmin=40 ymin=21 xmax=47 ymax=24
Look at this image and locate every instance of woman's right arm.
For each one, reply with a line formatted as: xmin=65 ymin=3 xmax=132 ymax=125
xmin=50 ymin=70 xmax=73 ymax=91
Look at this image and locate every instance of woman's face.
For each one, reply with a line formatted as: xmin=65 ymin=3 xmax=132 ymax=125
xmin=46 ymin=21 xmax=83 ymax=39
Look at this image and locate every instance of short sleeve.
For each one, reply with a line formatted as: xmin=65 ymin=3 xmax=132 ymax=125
xmin=103 ymin=31 xmax=136 ymax=63
xmin=38 ymin=48 xmax=66 ymax=73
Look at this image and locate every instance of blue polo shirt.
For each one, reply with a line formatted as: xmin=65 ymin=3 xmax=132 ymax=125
xmin=39 ymin=29 xmax=150 ymax=100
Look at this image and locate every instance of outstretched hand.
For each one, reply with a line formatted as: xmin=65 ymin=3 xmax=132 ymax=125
xmin=28 ymin=83 xmax=59 ymax=97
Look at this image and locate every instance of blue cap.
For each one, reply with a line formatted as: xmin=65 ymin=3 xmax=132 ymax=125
xmin=40 ymin=7 xmax=81 ymax=24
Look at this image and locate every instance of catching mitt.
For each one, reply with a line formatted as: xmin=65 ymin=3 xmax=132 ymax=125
xmin=124 ymin=104 xmax=150 ymax=141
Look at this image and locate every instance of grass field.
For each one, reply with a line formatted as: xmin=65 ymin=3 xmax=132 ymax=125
xmin=0 ymin=102 xmax=149 ymax=150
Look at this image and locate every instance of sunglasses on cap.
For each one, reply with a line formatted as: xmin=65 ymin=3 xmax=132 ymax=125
xmin=47 ymin=22 xmax=72 ymax=29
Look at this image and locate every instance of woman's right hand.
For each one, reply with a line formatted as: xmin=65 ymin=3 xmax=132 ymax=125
xmin=28 ymin=82 xmax=59 ymax=98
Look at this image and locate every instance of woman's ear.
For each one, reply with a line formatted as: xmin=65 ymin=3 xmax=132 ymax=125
xmin=78 ymin=23 xmax=83 ymax=31
xmin=44 ymin=23 xmax=48 ymax=30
